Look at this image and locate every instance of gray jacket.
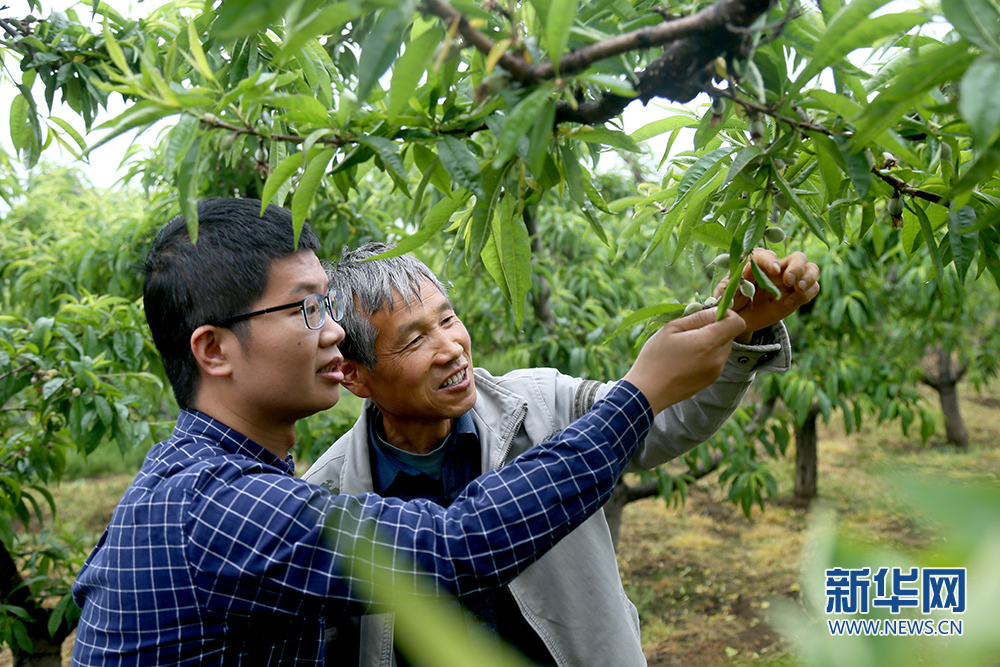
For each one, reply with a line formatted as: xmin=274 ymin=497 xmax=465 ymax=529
xmin=303 ymin=327 xmax=790 ymax=666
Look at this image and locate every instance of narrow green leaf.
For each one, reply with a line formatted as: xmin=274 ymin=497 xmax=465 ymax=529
xmin=261 ymin=150 xmax=304 ymax=211
xmin=358 ymin=9 xmax=407 ymax=102
xmin=359 ymin=136 xmax=409 ymax=194
xmin=723 ymin=147 xmax=761 ymax=187
xmin=836 ymin=138 xmax=872 ymax=199
xmin=275 ymin=4 xmax=363 ymax=65
xmin=942 ymin=0 xmax=1000 ymax=56
xmin=693 ymin=223 xmax=733 ymax=249
xmin=547 ymin=0 xmax=578 ymax=72
xmin=604 ymin=302 xmax=687 ymax=342
xmin=267 ymin=94 xmax=330 ymax=125
xmin=629 ymin=116 xmax=698 ymax=143
xmin=41 ymin=377 xmax=65 ymax=399
xmin=9 ymin=94 xmax=30 ymax=155
xmin=164 ymin=115 xmax=199 ymax=171
xmin=573 ymin=72 xmax=636 ymax=98
xmin=291 ymin=149 xmax=336 ymax=249
xmin=47 ymin=116 xmax=86 ymax=151
xmin=438 ymin=136 xmax=484 ymax=197
xmin=187 ymin=20 xmax=217 ymax=83
xmin=773 ymin=173 xmax=829 ymax=244
xmin=89 ymin=101 xmax=176 ymax=154
xmin=913 ymin=201 xmax=946 ymax=281
xmin=393 ymin=191 xmax=472 ymax=255
xmin=102 ymin=21 xmax=131 ymax=75
xmin=388 ymin=27 xmax=441 ymax=121
xmin=675 ymin=147 xmax=733 ymax=206
xmin=493 ymin=197 xmax=532 ymax=326
xmin=568 ymin=125 xmax=640 ymax=152
xmin=527 ymin=99 xmax=556 ymax=177
xmin=751 ymin=258 xmax=781 ymax=298
xmin=177 ymin=137 xmax=202 ymax=243
xmin=959 ymin=55 xmax=1000 ymax=146
xmin=948 ymin=204 xmax=979 ymax=283
xmin=494 ymin=87 xmax=554 ymax=168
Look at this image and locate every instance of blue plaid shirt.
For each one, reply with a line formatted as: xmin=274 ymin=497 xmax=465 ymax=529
xmin=71 ymin=381 xmax=651 ymax=666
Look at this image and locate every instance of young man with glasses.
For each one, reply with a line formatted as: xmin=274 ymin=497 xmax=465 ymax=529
xmin=71 ymin=197 xmax=749 ymax=665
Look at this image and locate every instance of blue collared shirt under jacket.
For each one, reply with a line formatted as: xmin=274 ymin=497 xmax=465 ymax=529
xmin=71 ymin=381 xmax=652 ymax=666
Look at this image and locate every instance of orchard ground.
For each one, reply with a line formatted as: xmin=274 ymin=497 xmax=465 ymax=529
xmin=4 ymin=381 xmax=998 ymax=667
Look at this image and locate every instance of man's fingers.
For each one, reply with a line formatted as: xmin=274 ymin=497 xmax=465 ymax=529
xmin=673 ymin=307 xmax=746 ymax=340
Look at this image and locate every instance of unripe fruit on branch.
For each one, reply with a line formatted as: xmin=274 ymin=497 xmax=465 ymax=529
xmin=71 ymin=388 xmax=82 ymax=397
xmin=683 ymin=302 xmax=702 ymax=317
xmin=710 ymin=253 xmax=730 ymax=269
xmin=887 ymin=197 xmax=904 ymax=216
xmin=740 ymin=280 xmax=756 ymax=298
xmin=939 ymin=142 xmax=952 ymax=164
xmin=750 ymin=118 xmax=765 ymax=141
xmin=764 ymin=227 xmax=786 ymax=243
xmin=219 ymin=133 xmax=236 ymax=151
xmin=254 ymin=146 xmax=268 ymax=163
xmin=711 ymin=97 xmax=725 ymax=115
xmin=703 ymin=296 xmax=719 ymax=307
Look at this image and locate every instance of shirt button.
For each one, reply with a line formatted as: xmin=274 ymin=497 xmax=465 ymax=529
xmin=738 ymin=356 xmax=751 ymax=365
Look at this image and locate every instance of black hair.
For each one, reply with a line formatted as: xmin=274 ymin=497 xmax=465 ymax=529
xmin=143 ymin=198 xmax=320 ymax=408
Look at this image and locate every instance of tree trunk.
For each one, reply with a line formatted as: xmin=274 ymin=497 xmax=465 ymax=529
xmin=604 ymin=475 xmax=660 ymax=549
xmin=793 ymin=404 xmax=820 ymax=505
xmin=920 ymin=347 xmax=969 ymax=449
xmin=522 ymin=207 xmax=556 ymax=332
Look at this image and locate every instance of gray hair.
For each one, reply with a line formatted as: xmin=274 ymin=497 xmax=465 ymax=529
xmin=329 ymin=241 xmax=448 ymax=368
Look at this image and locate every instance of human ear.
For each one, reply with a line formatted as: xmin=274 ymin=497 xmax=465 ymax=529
xmin=190 ymin=325 xmax=234 ymax=378
xmin=340 ymin=360 xmax=374 ymax=399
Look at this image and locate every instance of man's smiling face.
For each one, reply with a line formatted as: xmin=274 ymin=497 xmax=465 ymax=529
xmin=347 ymin=277 xmax=476 ymax=442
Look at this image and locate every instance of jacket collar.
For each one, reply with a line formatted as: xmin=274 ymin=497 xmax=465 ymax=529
xmin=337 ymin=368 xmax=529 ymax=492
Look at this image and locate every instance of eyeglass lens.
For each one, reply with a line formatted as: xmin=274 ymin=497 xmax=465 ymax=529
xmin=303 ymin=289 xmax=345 ymax=330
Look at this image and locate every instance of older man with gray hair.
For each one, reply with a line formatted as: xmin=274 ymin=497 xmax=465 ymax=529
xmin=305 ymin=241 xmax=818 ymax=666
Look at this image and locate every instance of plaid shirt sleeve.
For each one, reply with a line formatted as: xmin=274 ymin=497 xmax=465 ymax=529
xmin=71 ymin=381 xmax=650 ymax=664
xmin=186 ymin=380 xmax=652 ymax=615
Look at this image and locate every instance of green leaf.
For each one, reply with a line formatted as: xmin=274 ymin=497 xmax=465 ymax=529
xmin=773 ymin=173 xmax=829 ymax=244
xmin=102 ymin=20 xmax=132 ymax=75
xmin=89 ymin=101 xmax=176 ymax=154
xmin=547 ymin=0 xmax=578 ymax=72
xmin=942 ymin=0 xmax=1000 ymax=56
xmin=9 ymin=94 xmax=31 ymax=156
xmin=573 ymin=73 xmax=636 ymax=98
xmin=387 ymin=191 xmax=473 ymax=256
xmin=629 ymin=116 xmax=698 ymax=143
xmin=388 ymin=26 xmax=441 ymax=121
xmin=959 ymin=55 xmax=1000 ymax=146
xmin=723 ymin=147 xmax=761 ymax=187
xmin=675 ymin=147 xmax=733 ymax=206
xmin=291 ymin=149 xmax=336 ymax=249
xmin=604 ymin=302 xmax=687 ymax=341
xmin=358 ymin=136 xmax=409 ymax=194
xmin=267 ymin=94 xmax=331 ymax=125
xmin=913 ymin=201 xmax=946 ymax=281
xmin=693 ymin=223 xmax=733 ymax=249
xmin=568 ymin=125 xmax=640 ymax=152
xmin=494 ymin=87 xmax=554 ymax=168
xmin=163 ymin=115 xmax=199 ymax=172
xmin=438 ymin=136 xmax=484 ymax=197
xmin=492 ymin=197 xmax=532 ymax=326
xmin=792 ymin=1 xmax=924 ymax=94
xmin=261 ymin=150 xmax=304 ymax=211
xmin=47 ymin=116 xmax=87 ymax=151
xmin=358 ymin=9 xmax=408 ymax=103
xmin=751 ymin=257 xmax=781 ymax=298
xmin=527 ymin=99 xmax=557 ymax=177
xmin=41 ymin=377 xmax=66 ymax=399
xmin=948 ymin=204 xmax=979 ymax=283
xmin=837 ymin=139 xmax=872 ymax=199
xmin=187 ymin=20 xmax=217 ymax=84
xmin=176 ymin=137 xmax=202 ymax=244
xmin=95 ymin=395 xmax=114 ymax=427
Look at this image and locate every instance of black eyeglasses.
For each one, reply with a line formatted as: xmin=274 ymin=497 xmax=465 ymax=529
xmin=207 ymin=288 xmax=345 ymax=331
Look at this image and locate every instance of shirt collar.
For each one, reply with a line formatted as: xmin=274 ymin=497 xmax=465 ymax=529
xmin=174 ymin=408 xmax=296 ymax=475
xmin=368 ymin=408 xmax=478 ymax=494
